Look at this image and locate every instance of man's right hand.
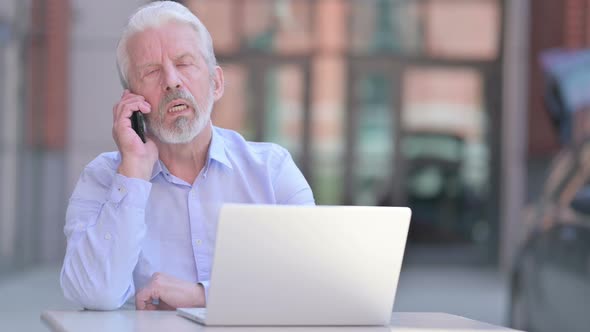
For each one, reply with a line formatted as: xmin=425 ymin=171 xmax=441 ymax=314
xmin=112 ymin=89 xmax=158 ymax=180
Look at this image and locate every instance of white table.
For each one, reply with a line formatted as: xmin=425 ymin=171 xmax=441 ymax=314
xmin=41 ymin=310 xmax=523 ymax=332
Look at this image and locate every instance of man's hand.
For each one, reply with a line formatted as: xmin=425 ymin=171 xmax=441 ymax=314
xmin=112 ymin=89 xmax=158 ymax=180
xmin=135 ymin=272 xmax=206 ymax=310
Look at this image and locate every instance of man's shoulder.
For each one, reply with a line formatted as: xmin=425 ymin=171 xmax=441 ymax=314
xmin=214 ymin=126 xmax=291 ymax=162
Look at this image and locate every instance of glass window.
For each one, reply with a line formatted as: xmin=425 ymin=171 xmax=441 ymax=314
xmin=311 ymin=56 xmax=346 ymax=205
xmin=353 ymin=73 xmax=395 ymax=205
xmin=350 ymin=0 xmax=423 ymax=54
xmin=349 ymin=0 xmax=500 ymax=60
xmin=186 ymin=0 xmax=313 ymax=54
xmin=189 ymin=0 xmax=503 ymax=251
xmin=402 ymin=66 xmax=490 ymax=243
xmin=211 ymin=64 xmax=256 ymax=139
xmin=264 ymin=65 xmax=305 ymax=160
xmin=242 ymin=0 xmax=312 ymax=54
xmin=186 ymin=0 xmax=240 ymax=53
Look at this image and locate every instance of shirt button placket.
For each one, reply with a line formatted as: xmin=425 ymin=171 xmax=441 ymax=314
xmin=188 ymin=189 xmax=201 ymax=265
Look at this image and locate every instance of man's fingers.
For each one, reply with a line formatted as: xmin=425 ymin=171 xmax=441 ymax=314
xmin=137 ymin=273 xmax=202 ymax=311
xmin=136 ymin=300 xmax=146 ymax=310
xmin=120 ymin=94 xmax=145 ymax=103
xmin=135 ymin=287 xmax=154 ymax=310
xmin=135 ymin=295 xmax=147 ymax=310
xmin=137 ymin=101 xmax=152 ymax=114
xmin=135 ymin=283 xmax=164 ymax=310
xmin=115 ymin=101 xmax=151 ymax=126
xmin=137 ymin=299 xmax=158 ymax=310
xmin=113 ymin=94 xmax=150 ymax=121
xmin=123 ymin=101 xmax=151 ymax=116
xmin=116 ymin=98 xmax=150 ymax=117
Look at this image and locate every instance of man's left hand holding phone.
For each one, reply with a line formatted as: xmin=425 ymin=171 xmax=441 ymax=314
xmin=112 ymin=89 xmax=158 ymax=180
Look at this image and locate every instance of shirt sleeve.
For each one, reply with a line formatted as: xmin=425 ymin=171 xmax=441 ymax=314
xmin=272 ymin=149 xmax=315 ymax=205
xmin=60 ymin=157 xmax=152 ymax=310
xmin=198 ymin=280 xmax=210 ymax=305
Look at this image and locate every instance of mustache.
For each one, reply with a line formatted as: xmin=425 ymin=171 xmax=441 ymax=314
xmin=158 ymin=89 xmax=198 ymax=114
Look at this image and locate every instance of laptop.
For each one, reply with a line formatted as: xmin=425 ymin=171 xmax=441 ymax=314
xmin=177 ymin=204 xmax=411 ymax=326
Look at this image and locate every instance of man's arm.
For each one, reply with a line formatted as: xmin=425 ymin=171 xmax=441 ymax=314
xmin=60 ymin=162 xmax=152 ymax=310
xmin=272 ymin=149 xmax=315 ymax=205
xmin=60 ymin=90 xmax=158 ymax=310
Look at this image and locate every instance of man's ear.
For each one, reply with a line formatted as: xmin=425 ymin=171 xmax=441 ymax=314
xmin=212 ymin=66 xmax=224 ymax=101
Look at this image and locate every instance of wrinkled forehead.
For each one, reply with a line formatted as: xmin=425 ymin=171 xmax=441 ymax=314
xmin=126 ymin=21 xmax=203 ymax=66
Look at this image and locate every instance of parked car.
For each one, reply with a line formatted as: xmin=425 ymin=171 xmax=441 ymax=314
xmin=509 ymin=138 xmax=590 ymax=332
xmin=377 ymin=131 xmax=488 ymax=243
xmin=403 ymin=132 xmax=480 ymax=243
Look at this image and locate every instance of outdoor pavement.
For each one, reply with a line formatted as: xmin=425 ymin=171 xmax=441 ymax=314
xmin=0 ymin=263 xmax=508 ymax=331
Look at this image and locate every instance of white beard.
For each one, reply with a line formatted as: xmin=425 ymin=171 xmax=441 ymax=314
xmin=147 ymin=88 xmax=214 ymax=144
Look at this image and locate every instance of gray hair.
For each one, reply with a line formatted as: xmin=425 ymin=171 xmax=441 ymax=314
xmin=116 ymin=1 xmax=217 ymax=89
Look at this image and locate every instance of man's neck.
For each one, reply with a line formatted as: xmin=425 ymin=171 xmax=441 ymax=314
xmin=155 ymin=124 xmax=213 ymax=184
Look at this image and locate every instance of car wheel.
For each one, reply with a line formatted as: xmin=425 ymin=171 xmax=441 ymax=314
xmin=509 ymin=275 xmax=532 ymax=331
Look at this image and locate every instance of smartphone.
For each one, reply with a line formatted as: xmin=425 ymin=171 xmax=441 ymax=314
xmin=131 ymin=111 xmax=147 ymax=143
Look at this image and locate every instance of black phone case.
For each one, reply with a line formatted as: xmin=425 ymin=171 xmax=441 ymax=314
xmin=131 ymin=111 xmax=147 ymax=143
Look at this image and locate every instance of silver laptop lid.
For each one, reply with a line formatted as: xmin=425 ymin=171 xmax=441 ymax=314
xmin=206 ymin=205 xmax=411 ymax=326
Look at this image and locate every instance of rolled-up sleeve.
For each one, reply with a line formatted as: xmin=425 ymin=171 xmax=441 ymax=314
xmin=60 ymin=156 xmax=152 ymax=310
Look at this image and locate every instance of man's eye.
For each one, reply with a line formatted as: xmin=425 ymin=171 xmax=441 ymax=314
xmin=146 ymin=69 xmax=159 ymax=76
xmin=177 ymin=63 xmax=190 ymax=67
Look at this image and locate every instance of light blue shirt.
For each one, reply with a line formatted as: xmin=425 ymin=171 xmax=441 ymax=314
xmin=60 ymin=126 xmax=315 ymax=310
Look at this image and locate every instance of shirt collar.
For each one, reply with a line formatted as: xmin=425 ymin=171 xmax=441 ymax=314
xmin=207 ymin=126 xmax=233 ymax=170
xmin=150 ymin=159 xmax=166 ymax=181
xmin=149 ymin=125 xmax=233 ymax=181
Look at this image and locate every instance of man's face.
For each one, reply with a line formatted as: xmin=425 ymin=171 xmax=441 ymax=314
xmin=126 ymin=21 xmax=221 ymax=144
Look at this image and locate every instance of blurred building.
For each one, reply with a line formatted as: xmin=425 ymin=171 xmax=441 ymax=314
xmin=0 ymin=0 xmax=71 ymax=271
xmin=0 ymin=0 xmax=567 ymax=275
xmin=187 ymin=0 xmax=504 ymax=263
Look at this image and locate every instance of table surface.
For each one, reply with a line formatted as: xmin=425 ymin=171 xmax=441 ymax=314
xmin=41 ymin=310 xmax=523 ymax=332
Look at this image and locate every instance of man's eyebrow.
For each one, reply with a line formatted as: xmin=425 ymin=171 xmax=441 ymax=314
xmin=135 ymin=54 xmax=196 ymax=70
xmin=174 ymin=53 xmax=196 ymax=61
xmin=137 ymin=63 xmax=160 ymax=70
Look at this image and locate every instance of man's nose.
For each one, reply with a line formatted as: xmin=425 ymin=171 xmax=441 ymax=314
xmin=164 ymin=68 xmax=182 ymax=91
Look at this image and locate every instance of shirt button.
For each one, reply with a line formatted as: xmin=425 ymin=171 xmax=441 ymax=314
xmin=77 ymin=224 xmax=84 ymax=231
xmin=195 ymin=239 xmax=202 ymax=246
xmin=104 ymin=232 xmax=112 ymax=240
xmin=117 ymin=187 xmax=126 ymax=194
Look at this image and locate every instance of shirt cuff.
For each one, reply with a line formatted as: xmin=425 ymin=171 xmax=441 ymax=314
xmin=198 ymin=280 xmax=210 ymax=306
xmin=109 ymin=173 xmax=152 ymax=208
